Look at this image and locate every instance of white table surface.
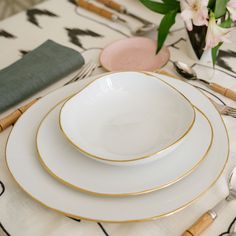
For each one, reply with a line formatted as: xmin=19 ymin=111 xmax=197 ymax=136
xmin=0 ymin=0 xmax=236 ymax=235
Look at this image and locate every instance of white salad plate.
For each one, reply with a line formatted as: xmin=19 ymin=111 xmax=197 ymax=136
xmin=6 ymin=72 xmax=229 ymax=222
xmin=59 ymin=72 xmax=195 ymax=165
xmin=37 ymin=102 xmax=213 ymax=196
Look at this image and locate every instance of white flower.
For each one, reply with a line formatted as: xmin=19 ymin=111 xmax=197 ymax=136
xmin=204 ymin=14 xmax=231 ymax=50
xmin=180 ymin=0 xmax=209 ymax=31
xmin=227 ymin=0 xmax=236 ymax=21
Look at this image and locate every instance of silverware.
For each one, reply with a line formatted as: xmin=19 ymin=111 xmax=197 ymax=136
xmin=182 ymin=167 xmax=236 ymax=236
xmin=209 ymin=99 xmax=236 ymax=118
xmin=64 ymin=61 xmax=97 ymax=85
xmin=153 ymin=70 xmax=236 ymax=119
xmin=96 ymin=0 xmax=156 ymax=30
xmin=75 ymin=0 xmax=154 ymax=35
xmin=0 ymin=62 xmax=97 ymax=132
xmin=173 ymin=61 xmax=236 ymax=101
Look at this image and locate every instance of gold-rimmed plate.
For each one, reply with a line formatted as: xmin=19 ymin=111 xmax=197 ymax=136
xmin=37 ymin=100 xmax=213 ymax=196
xmin=6 ymin=72 xmax=229 ymax=223
xmin=59 ymin=71 xmax=196 ymax=166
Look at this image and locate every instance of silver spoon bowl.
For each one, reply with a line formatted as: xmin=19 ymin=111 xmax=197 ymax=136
xmin=173 ymin=61 xmax=209 ymax=85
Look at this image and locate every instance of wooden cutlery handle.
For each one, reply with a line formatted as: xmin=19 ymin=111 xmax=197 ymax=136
xmin=182 ymin=212 xmax=215 ymax=236
xmin=210 ymin=83 xmax=236 ymax=101
xmin=96 ymin=0 xmax=125 ymax=12
xmin=76 ymin=0 xmax=116 ymax=21
xmin=0 ymin=98 xmax=38 ymax=132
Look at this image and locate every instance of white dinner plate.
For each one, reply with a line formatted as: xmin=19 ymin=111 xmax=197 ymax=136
xmin=6 ymin=72 xmax=229 ymax=222
xmin=37 ymin=102 xmax=212 ymax=196
xmin=59 ymin=72 xmax=195 ymax=165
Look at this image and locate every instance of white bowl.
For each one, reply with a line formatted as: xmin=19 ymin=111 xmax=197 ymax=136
xmin=59 ymin=72 xmax=195 ymax=165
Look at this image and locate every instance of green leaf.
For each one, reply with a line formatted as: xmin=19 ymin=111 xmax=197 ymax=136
xmin=162 ymin=0 xmax=179 ymax=5
xmin=162 ymin=0 xmax=178 ymax=2
xmin=214 ymin=0 xmax=228 ymax=18
xmin=220 ymin=17 xmax=232 ymax=28
xmin=138 ymin=0 xmax=180 ymax=14
xmin=208 ymin=0 xmax=216 ymax=9
xmin=161 ymin=0 xmax=180 ymax=10
xmin=157 ymin=10 xmax=178 ymax=53
xmin=212 ymin=42 xmax=222 ymax=66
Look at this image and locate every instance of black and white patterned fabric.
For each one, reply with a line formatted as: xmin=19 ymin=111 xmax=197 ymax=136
xmin=0 ymin=0 xmax=236 ymax=235
xmin=0 ymin=0 xmax=44 ymax=20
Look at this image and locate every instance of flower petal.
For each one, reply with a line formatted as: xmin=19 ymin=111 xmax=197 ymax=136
xmin=180 ymin=0 xmax=209 ymax=28
xmin=228 ymin=0 xmax=236 ymax=8
xmin=227 ymin=6 xmax=236 ymax=21
xmin=204 ymin=15 xmax=232 ymax=50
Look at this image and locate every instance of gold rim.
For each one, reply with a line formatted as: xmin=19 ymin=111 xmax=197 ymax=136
xmin=5 ymin=72 xmax=230 ymax=223
xmin=59 ymin=71 xmax=196 ymax=163
xmin=37 ymin=101 xmax=213 ymax=197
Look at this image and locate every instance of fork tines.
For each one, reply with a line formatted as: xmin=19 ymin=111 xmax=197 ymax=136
xmin=64 ymin=62 xmax=97 ymax=85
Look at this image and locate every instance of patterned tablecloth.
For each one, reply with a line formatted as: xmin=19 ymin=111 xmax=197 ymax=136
xmin=0 ymin=0 xmax=236 ymax=235
xmin=0 ymin=0 xmax=44 ymax=20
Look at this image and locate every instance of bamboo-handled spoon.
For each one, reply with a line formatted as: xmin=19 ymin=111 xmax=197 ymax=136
xmin=182 ymin=167 xmax=236 ymax=236
xmin=173 ymin=61 xmax=236 ymax=101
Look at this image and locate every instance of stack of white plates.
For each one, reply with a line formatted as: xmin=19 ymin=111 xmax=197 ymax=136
xmin=6 ymin=71 xmax=229 ymax=222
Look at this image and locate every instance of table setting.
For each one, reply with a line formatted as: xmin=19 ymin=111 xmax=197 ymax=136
xmin=0 ymin=0 xmax=236 ymax=236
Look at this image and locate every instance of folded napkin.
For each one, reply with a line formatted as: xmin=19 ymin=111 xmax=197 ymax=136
xmin=0 ymin=40 xmax=84 ymax=113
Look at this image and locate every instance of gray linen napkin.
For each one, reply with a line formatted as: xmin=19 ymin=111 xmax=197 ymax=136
xmin=0 ymin=40 xmax=84 ymax=113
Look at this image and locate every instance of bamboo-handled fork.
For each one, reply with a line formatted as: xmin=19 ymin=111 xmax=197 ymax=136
xmin=157 ymin=70 xmax=236 ymax=118
xmin=75 ymin=0 xmax=155 ymax=35
xmin=210 ymin=99 xmax=236 ymax=118
xmin=96 ymin=0 xmax=155 ymax=26
xmin=0 ymin=62 xmax=97 ymax=132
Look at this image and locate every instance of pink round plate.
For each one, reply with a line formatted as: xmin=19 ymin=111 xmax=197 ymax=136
xmin=100 ymin=37 xmax=170 ymax=72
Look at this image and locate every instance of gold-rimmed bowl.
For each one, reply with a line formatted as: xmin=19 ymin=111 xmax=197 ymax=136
xmin=59 ymin=71 xmax=196 ymax=166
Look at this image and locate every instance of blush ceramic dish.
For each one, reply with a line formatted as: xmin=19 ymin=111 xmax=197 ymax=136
xmin=59 ymin=72 xmax=195 ymax=166
xmin=100 ymin=37 xmax=170 ymax=72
